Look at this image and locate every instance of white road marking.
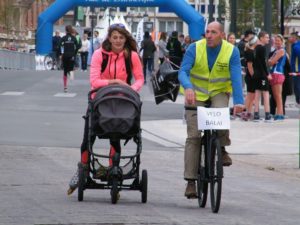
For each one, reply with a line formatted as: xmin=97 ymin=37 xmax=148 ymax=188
xmin=54 ymin=93 xmax=77 ymax=97
xmin=0 ymin=91 xmax=25 ymax=96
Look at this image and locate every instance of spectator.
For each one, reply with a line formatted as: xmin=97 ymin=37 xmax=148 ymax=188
xmin=252 ymin=31 xmax=272 ymax=122
xmin=237 ymin=30 xmax=255 ymax=70
xmin=288 ymin=32 xmax=300 ymax=106
xmin=72 ymin=29 xmax=82 ymax=70
xmin=52 ymin=30 xmax=61 ymax=68
xmin=79 ymin=33 xmax=90 ymax=71
xmin=167 ymin=31 xmax=183 ymax=69
xmin=268 ymin=34 xmax=287 ymax=121
xmin=227 ymin=32 xmax=236 ymax=46
xmin=182 ymin=35 xmax=192 ymax=53
xmin=140 ymin=31 xmax=156 ymax=83
xmin=157 ymin=32 xmax=169 ymax=64
xmin=92 ymin=30 xmax=102 ymax=53
xmin=242 ymin=35 xmax=258 ymax=121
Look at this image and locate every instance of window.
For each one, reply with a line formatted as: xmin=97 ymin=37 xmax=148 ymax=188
xmin=200 ymin=5 xmax=206 ymax=13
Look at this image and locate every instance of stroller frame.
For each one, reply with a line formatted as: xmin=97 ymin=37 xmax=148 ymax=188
xmin=77 ymin=86 xmax=148 ymax=204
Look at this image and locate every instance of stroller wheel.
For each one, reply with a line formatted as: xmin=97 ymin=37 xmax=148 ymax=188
xmin=78 ymin=165 xmax=85 ymax=201
xmin=141 ymin=170 xmax=148 ymax=203
xmin=111 ymin=179 xmax=119 ymax=204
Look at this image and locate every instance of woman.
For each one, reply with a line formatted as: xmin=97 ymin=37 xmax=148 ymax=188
xmin=241 ymin=35 xmax=258 ymax=121
xmin=59 ymin=25 xmax=80 ymax=92
xmin=227 ymin=32 xmax=236 ymax=45
xmin=79 ymin=33 xmax=90 ymax=71
xmin=157 ymin=32 xmax=169 ymax=64
xmin=67 ymin=23 xmax=144 ymax=195
xmin=182 ymin=35 xmax=192 ymax=53
xmin=268 ymin=34 xmax=286 ymax=121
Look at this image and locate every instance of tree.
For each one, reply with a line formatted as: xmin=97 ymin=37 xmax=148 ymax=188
xmin=227 ymin=0 xmax=293 ymax=36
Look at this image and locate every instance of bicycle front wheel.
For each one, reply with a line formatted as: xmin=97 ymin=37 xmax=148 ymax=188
xmin=210 ymin=137 xmax=223 ymax=213
xmin=197 ymin=140 xmax=208 ymax=208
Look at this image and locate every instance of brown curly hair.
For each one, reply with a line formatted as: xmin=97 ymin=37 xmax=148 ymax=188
xmin=102 ymin=24 xmax=138 ymax=56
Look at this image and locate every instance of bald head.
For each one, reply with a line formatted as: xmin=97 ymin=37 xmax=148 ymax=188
xmin=208 ymin=21 xmax=224 ymax=32
xmin=205 ymin=21 xmax=225 ymax=48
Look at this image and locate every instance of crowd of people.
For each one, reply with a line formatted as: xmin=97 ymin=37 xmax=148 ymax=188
xmin=53 ymin=24 xmax=300 ymax=115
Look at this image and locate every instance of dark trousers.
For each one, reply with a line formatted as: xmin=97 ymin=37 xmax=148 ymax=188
xmin=143 ymin=58 xmax=154 ymax=81
xmin=293 ymin=76 xmax=300 ymax=104
xmin=80 ymin=51 xmax=88 ymax=70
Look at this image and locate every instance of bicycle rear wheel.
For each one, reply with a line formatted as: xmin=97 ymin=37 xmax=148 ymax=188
xmin=197 ymin=140 xmax=208 ymax=208
xmin=44 ymin=55 xmax=54 ymax=70
xmin=210 ymin=137 xmax=223 ymax=213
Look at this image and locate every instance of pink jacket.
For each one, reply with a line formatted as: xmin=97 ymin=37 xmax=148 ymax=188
xmin=90 ymin=48 xmax=144 ymax=94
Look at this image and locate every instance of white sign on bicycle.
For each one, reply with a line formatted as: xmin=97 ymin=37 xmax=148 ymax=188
xmin=197 ymin=107 xmax=230 ymax=130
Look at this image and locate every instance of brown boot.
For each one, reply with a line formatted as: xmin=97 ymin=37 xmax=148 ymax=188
xmin=184 ymin=180 xmax=197 ymax=199
xmin=222 ymin=147 xmax=232 ymax=167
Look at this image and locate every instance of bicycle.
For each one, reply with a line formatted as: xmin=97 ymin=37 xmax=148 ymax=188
xmin=44 ymin=52 xmax=61 ymax=70
xmin=185 ymin=101 xmax=224 ymax=213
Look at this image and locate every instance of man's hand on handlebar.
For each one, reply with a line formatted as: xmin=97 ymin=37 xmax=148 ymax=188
xmin=185 ymin=89 xmax=196 ymax=105
xmin=233 ymin=105 xmax=245 ymax=115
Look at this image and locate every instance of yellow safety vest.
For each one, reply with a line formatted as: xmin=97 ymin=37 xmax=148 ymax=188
xmin=189 ymin=39 xmax=234 ymax=101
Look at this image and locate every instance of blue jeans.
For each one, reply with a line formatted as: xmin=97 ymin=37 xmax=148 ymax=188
xmin=293 ymin=76 xmax=300 ymax=104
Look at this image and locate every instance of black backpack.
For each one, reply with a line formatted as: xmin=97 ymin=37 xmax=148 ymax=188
xmin=101 ymin=51 xmax=132 ymax=85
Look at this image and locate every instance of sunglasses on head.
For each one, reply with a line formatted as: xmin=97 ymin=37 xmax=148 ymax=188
xmin=110 ymin=23 xmax=126 ymax=29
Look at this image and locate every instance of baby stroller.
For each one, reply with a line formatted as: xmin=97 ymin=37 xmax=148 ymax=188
xmin=77 ymin=84 xmax=147 ymax=204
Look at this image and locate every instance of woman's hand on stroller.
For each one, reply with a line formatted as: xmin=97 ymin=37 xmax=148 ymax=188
xmin=108 ymin=79 xmax=129 ymax=86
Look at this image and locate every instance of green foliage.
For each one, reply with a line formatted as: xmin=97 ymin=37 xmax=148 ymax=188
xmin=228 ymin=0 xmax=293 ymax=36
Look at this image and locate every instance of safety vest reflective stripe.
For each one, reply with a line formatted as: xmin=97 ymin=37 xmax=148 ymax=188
xmin=193 ymin=85 xmax=209 ymax=94
xmin=190 ymin=74 xmax=208 ymax=81
xmin=190 ymin=73 xmax=230 ymax=83
xmin=210 ymin=77 xmax=231 ymax=83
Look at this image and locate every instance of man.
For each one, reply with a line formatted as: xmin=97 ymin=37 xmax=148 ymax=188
xmin=52 ymin=30 xmax=61 ymax=69
xmin=288 ymin=32 xmax=300 ymax=105
xmin=178 ymin=21 xmax=244 ymax=198
xmin=252 ymin=31 xmax=272 ymax=122
xmin=237 ymin=30 xmax=255 ymax=70
xmin=140 ymin=31 xmax=156 ymax=83
xmin=167 ymin=31 xmax=183 ymax=69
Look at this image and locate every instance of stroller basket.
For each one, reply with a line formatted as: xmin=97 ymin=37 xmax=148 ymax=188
xmin=91 ymin=85 xmax=142 ymax=139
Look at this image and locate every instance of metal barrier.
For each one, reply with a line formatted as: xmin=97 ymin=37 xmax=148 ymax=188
xmin=0 ymin=49 xmax=36 ymax=70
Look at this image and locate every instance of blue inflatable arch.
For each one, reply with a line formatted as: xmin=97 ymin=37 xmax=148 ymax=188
xmin=36 ymin=0 xmax=205 ymax=55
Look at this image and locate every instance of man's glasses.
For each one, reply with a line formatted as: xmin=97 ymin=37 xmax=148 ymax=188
xmin=110 ymin=23 xmax=126 ymax=29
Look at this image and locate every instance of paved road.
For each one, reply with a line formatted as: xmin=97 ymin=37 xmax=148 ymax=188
xmin=0 ymin=70 xmax=299 ymax=225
